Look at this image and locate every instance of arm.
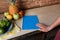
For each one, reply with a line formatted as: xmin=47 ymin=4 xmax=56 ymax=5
xmin=48 ymin=17 xmax=60 ymax=31
xmin=36 ymin=16 xmax=60 ymax=32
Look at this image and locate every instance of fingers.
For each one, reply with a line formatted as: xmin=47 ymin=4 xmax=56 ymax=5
xmin=40 ymin=29 xmax=48 ymax=32
xmin=36 ymin=23 xmax=44 ymax=28
xmin=36 ymin=23 xmax=49 ymax=32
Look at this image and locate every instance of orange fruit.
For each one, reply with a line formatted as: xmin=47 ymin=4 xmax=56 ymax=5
xmin=19 ymin=10 xmax=23 ymax=17
xmin=9 ymin=0 xmax=18 ymax=15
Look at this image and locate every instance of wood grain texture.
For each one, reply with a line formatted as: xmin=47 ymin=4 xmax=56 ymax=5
xmin=22 ymin=0 xmax=60 ymax=9
xmin=0 ymin=0 xmax=60 ymax=12
xmin=0 ymin=0 xmax=9 ymax=13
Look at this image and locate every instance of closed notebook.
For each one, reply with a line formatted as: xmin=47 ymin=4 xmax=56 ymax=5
xmin=22 ymin=15 xmax=39 ymax=30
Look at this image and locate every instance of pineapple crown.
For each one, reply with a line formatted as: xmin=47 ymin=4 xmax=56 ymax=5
xmin=9 ymin=0 xmax=16 ymax=5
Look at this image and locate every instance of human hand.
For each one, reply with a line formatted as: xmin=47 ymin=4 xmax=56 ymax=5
xmin=36 ymin=23 xmax=49 ymax=32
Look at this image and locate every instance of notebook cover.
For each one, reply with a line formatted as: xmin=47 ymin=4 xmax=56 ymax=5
xmin=22 ymin=15 xmax=39 ymax=30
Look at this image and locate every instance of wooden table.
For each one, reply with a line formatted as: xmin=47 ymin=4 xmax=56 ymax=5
xmin=7 ymin=4 xmax=60 ymax=39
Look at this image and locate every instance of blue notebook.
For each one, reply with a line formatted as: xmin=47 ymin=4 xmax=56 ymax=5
xmin=22 ymin=15 xmax=39 ymax=30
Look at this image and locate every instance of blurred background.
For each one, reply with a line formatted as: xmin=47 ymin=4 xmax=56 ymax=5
xmin=0 ymin=0 xmax=60 ymax=13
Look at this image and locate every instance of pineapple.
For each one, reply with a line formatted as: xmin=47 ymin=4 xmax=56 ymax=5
xmin=9 ymin=0 xmax=18 ymax=15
